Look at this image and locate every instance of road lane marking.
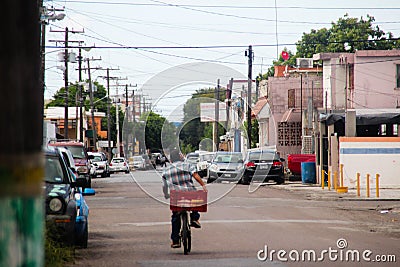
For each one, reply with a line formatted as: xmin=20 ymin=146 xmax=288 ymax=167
xmin=116 ymin=219 xmax=351 ymax=227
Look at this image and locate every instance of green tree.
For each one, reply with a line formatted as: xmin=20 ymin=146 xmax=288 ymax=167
xmin=142 ymin=111 xmax=176 ymax=151
xmin=180 ymin=88 xmax=226 ymax=152
xmin=296 ymin=14 xmax=400 ymax=56
xmin=45 ymin=81 xmax=121 ymax=143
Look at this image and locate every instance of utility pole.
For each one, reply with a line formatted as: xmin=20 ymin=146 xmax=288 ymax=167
xmin=122 ymin=84 xmax=137 ymax=158
xmin=98 ymin=68 xmax=119 ymax=160
xmin=1 ymin=1 xmax=43 ymax=265
xmin=245 ymin=45 xmax=253 ymax=149
xmin=214 ymin=79 xmax=220 ymax=151
xmin=39 ymin=6 xmax=65 ymax=93
xmin=109 ymin=77 xmax=128 ymax=157
xmin=50 ymin=27 xmax=84 ymax=139
xmin=78 ymin=47 xmax=84 ymax=142
xmin=64 ymin=28 xmax=69 ymax=139
xmin=86 ymin=58 xmax=102 ymax=151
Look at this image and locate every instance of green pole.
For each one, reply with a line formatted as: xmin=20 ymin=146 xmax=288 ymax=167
xmin=0 ymin=1 xmax=44 ymax=266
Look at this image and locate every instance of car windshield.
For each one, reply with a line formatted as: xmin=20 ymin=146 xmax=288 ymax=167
xmin=112 ymin=158 xmax=125 ymax=163
xmin=248 ymin=151 xmax=276 ymax=161
xmin=64 ymin=146 xmax=86 ymax=159
xmin=45 ymin=155 xmax=65 ymax=183
xmin=133 ymin=156 xmax=142 ymax=161
xmin=92 ymin=155 xmax=103 ymax=162
xmin=186 ymin=156 xmax=199 ymax=163
xmin=200 ymin=154 xmax=214 ymax=162
xmin=214 ymin=154 xmax=242 ymax=163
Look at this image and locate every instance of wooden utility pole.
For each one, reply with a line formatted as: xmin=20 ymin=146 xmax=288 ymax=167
xmin=246 ymin=45 xmax=253 ymax=149
xmin=0 ymin=1 xmax=43 ymax=265
xmin=82 ymin=57 xmax=102 ymax=151
xmin=98 ymin=68 xmax=119 ymax=160
xmin=214 ymin=79 xmax=220 ymax=151
xmin=49 ymin=28 xmax=84 ymax=139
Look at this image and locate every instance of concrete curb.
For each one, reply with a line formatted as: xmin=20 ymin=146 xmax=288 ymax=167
xmin=269 ymin=182 xmax=400 ymax=201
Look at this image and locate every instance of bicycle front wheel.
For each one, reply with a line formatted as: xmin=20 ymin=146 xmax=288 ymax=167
xmin=181 ymin=212 xmax=191 ymax=255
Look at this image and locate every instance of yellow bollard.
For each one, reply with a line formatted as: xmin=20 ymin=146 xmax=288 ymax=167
xmin=376 ymin=174 xmax=380 ymax=198
xmin=366 ymin=174 xmax=370 ymax=198
xmin=321 ymin=169 xmax=325 ymax=190
xmin=356 ymin=173 xmax=360 ymax=197
xmin=328 ymin=170 xmax=331 ymax=191
xmin=334 ymin=171 xmax=338 ymax=191
xmin=340 ymin=164 xmax=344 ymax=187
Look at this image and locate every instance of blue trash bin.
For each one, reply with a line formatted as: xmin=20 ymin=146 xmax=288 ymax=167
xmin=301 ymin=162 xmax=316 ymax=184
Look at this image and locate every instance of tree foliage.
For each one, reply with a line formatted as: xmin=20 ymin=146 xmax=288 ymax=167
xmin=46 ymin=81 xmax=121 ymax=142
xmin=296 ymin=14 xmax=400 ymax=57
xmin=180 ymin=87 xmax=226 ymax=152
xmin=143 ymin=111 xmax=176 ymax=151
xmin=261 ymin=14 xmax=400 ymax=79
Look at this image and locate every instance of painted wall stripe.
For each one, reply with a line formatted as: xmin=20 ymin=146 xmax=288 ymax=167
xmin=340 ymin=148 xmax=400 ymax=154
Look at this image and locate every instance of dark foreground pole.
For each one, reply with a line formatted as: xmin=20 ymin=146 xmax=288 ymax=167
xmin=0 ymin=1 xmax=44 ymax=266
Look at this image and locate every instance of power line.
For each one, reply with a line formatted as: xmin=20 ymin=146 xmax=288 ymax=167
xmin=53 ymin=0 xmax=400 ymax=10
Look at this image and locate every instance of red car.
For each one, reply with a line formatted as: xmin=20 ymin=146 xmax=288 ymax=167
xmin=49 ymin=141 xmax=93 ymax=188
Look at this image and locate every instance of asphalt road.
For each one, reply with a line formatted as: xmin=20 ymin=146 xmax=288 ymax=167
xmin=72 ymin=167 xmax=400 ymax=267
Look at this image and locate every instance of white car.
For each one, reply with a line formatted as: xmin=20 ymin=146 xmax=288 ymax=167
xmin=88 ymin=152 xmax=110 ymax=178
xmin=109 ymin=157 xmax=130 ymax=174
xmin=132 ymin=156 xmax=146 ymax=170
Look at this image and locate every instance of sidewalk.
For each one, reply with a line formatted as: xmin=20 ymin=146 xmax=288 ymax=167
xmin=271 ymin=181 xmax=400 ymax=201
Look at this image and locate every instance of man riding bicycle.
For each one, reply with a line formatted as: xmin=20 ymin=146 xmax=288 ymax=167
xmin=162 ymin=149 xmax=207 ymax=248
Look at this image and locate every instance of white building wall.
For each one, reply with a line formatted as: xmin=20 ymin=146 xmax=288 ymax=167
xmin=339 ymin=137 xmax=400 ymax=189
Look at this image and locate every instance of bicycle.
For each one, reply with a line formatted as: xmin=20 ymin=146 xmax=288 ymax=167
xmin=170 ymin=190 xmax=207 ymax=255
xmin=177 ymin=209 xmax=192 ymax=254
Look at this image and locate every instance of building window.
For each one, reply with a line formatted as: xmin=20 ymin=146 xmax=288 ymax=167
xmin=397 ymin=64 xmax=400 ymax=88
xmin=288 ymin=89 xmax=295 ymax=108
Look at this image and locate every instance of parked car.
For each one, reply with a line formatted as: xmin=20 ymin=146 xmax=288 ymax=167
xmin=44 ymin=146 xmax=95 ymax=248
xmin=132 ymin=155 xmax=146 ymax=170
xmin=109 ymin=157 xmax=130 ymax=174
xmin=88 ymin=152 xmax=110 ymax=177
xmin=140 ymin=154 xmax=153 ymax=169
xmin=49 ymin=141 xmax=93 ymax=188
xmin=287 ymin=154 xmax=316 ymax=180
xmin=207 ymin=151 xmax=244 ymax=183
xmin=241 ymin=148 xmax=285 ymax=185
xmin=185 ymin=151 xmax=214 ymax=178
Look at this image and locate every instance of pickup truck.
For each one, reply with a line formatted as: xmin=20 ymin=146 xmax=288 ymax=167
xmin=287 ymin=154 xmax=315 ymax=180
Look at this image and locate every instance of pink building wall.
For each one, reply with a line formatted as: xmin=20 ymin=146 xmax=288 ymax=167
xmin=353 ymin=50 xmax=400 ymax=109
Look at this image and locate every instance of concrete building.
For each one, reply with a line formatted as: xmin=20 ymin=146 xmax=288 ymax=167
xmin=253 ymin=65 xmax=323 ymax=159
xmin=44 ymin=106 xmax=107 ymax=150
xmin=314 ymin=50 xmax=400 ymax=187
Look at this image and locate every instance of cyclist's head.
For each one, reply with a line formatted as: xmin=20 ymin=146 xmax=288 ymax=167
xmin=169 ymin=149 xmax=181 ymax=163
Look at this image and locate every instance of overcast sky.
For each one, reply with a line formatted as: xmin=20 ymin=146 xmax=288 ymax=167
xmin=43 ymin=0 xmax=400 ymax=120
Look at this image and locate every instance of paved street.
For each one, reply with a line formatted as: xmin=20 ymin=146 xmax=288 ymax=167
xmin=72 ymin=168 xmax=400 ymax=267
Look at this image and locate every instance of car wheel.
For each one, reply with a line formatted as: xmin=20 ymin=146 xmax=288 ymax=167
xmin=101 ymin=172 xmax=106 ymax=178
xmin=275 ymin=176 xmax=285 ymax=185
xmin=76 ymin=223 xmax=88 ymax=248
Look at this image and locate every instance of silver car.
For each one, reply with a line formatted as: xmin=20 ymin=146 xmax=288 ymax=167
xmin=207 ymin=152 xmax=244 ymax=183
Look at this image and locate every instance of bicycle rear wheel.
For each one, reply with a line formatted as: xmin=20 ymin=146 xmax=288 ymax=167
xmin=181 ymin=212 xmax=191 ymax=255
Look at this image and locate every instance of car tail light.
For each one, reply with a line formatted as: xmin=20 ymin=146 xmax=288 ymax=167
xmin=109 ymin=162 xmax=113 ymax=166
xmin=273 ymin=161 xmax=282 ymax=167
xmin=246 ymin=162 xmax=255 ymax=168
